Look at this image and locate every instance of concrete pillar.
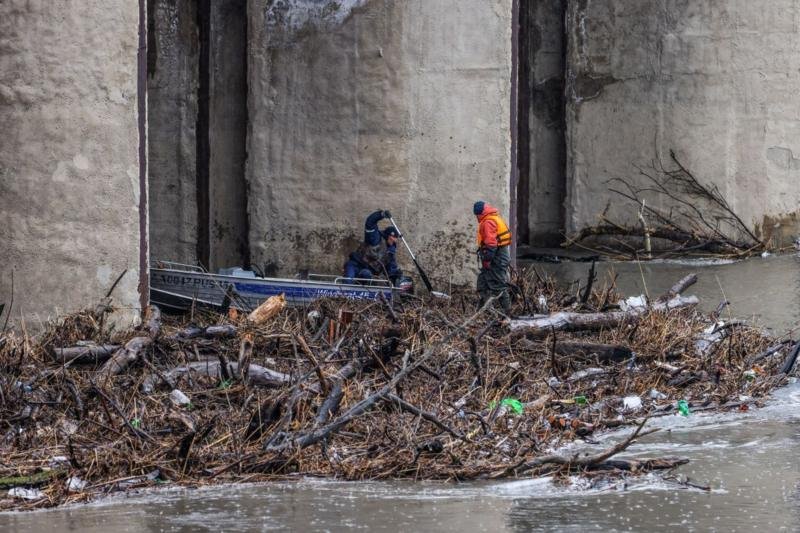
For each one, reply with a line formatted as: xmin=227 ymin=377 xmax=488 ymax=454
xmin=0 ymin=0 xmax=144 ymax=326
xmin=247 ymin=0 xmax=513 ymax=284
xmin=564 ymin=0 xmax=800 ymax=245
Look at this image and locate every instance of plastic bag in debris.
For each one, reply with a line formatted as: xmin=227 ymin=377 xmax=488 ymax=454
xmin=489 ymin=397 xmax=524 ymax=415
xmin=648 ymin=389 xmax=667 ymax=400
xmin=170 ymin=389 xmax=191 ymax=406
xmin=8 ymin=487 xmax=43 ymax=500
xmin=67 ymin=476 xmax=87 ymax=492
xmin=537 ymin=295 xmax=549 ymax=313
xmin=623 ymin=396 xmax=643 ymax=411
xmin=568 ymin=368 xmax=605 ymax=381
xmin=618 ymin=295 xmax=648 ymax=312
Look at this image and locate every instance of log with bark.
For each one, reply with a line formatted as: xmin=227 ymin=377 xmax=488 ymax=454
xmin=166 ymin=324 xmax=238 ymax=341
xmin=518 ymin=339 xmax=633 ymax=364
xmin=141 ymin=360 xmax=291 ymax=393
xmin=52 ymin=344 xmax=120 ymax=364
xmin=97 ymin=336 xmax=153 ymax=380
xmin=509 ymin=294 xmax=698 ymax=338
xmin=510 ymin=275 xmax=699 ymax=339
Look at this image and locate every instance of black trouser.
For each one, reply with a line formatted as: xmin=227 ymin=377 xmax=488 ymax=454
xmin=477 ymin=245 xmax=510 ymax=312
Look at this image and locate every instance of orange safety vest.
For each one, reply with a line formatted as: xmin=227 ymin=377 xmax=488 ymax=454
xmin=477 ymin=213 xmax=512 ymax=247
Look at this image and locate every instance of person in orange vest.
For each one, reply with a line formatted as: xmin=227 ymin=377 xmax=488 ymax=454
xmin=473 ymin=200 xmax=512 ymax=313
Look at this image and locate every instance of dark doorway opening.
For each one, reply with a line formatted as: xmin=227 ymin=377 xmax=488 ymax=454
xmin=196 ymin=0 xmax=211 ymax=268
xmin=147 ymin=0 xmax=250 ymax=273
xmin=516 ymin=0 xmax=568 ymax=249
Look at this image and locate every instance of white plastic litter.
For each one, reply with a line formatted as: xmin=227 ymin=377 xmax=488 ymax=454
xmin=537 ymin=295 xmax=549 ymax=313
xmin=623 ymin=395 xmax=643 ymax=411
xmin=648 ymin=389 xmax=667 ymax=400
xmin=48 ymin=455 xmax=69 ymax=467
xmin=306 ymin=310 xmax=322 ymax=328
xmin=619 ymin=295 xmax=648 ymax=312
xmin=170 ymin=389 xmax=191 ymax=406
xmin=568 ymin=368 xmax=605 ymax=382
xmin=67 ymin=476 xmax=87 ymax=492
xmin=8 ymin=487 xmax=43 ymax=500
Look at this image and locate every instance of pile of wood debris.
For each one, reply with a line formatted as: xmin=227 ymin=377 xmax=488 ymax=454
xmin=0 ymin=268 xmax=795 ymax=510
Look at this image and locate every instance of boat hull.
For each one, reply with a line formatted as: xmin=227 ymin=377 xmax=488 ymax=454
xmin=149 ymin=268 xmax=393 ymax=311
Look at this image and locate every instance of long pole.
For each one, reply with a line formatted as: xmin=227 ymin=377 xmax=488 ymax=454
xmin=389 ymin=217 xmax=435 ymax=294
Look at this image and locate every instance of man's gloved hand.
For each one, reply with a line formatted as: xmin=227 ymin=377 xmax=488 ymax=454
xmin=480 ymin=247 xmax=496 ymax=270
xmin=381 ymin=210 xmax=392 ymax=219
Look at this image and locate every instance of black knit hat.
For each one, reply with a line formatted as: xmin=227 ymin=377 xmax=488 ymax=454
xmin=473 ymin=201 xmax=485 ymax=215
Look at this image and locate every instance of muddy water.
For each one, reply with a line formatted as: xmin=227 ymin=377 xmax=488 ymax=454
xmin=533 ymin=253 xmax=800 ymax=334
xmin=3 ymin=255 xmax=800 ymax=532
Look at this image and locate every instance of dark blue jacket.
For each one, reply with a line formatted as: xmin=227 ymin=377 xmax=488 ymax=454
xmin=349 ymin=210 xmax=402 ymax=279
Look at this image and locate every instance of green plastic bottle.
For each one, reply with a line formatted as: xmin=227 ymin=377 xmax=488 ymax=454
xmin=677 ymin=400 xmax=690 ymax=416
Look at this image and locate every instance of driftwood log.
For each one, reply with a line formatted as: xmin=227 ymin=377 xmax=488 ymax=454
xmin=658 ymin=274 xmax=698 ymax=302
xmin=518 ymin=339 xmax=633 ymax=364
xmin=97 ymin=306 xmax=161 ymax=379
xmin=491 ymin=419 xmax=663 ymax=478
xmin=555 ymin=341 xmax=632 ymax=364
xmin=141 ymin=360 xmax=291 ymax=393
xmin=509 ymin=294 xmax=698 ymax=338
xmin=97 ymin=337 xmax=153 ymax=380
xmin=510 ymin=275 xmax=699 ymax=339
xmin=780 ymin=341 xmax=800 ymax=374
xmin=52 ymin=344 xmax=120 ymax=364
xmin=166 ymin=324 xmax=238 ymax=341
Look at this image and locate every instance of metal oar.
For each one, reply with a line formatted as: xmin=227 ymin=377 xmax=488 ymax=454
xmin=389 ymin=217 xmax=449 ymax=299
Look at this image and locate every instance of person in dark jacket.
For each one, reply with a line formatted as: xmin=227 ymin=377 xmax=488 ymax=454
xmin=344 ymin=210 xmax=403 ymax=284
xmin=474 ymin=200 xmax=512 ymax=313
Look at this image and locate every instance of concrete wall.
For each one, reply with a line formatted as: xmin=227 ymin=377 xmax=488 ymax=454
xmin=0 ymin=0 xmax=142 ymax=326
xmin=565 ymin=0 xmax=800 ymax=245
xmin=148 ymin=0 xmax=199 ymax=265
xmin=247 ymin=0 xmax=513 ymax=284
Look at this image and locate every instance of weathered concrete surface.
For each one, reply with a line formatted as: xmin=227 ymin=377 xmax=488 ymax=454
xmin=565 ymin=0 xmax=800 ymax=245
xmin=247 ymin=0 xmax=512 ymax=284
xmin=209 ymin=0 xmax=249 ymax=270
xmin=0 ymin=0 xmax=142 ymax=325
xmin=148 ymin=0 xmax=199 ymax=265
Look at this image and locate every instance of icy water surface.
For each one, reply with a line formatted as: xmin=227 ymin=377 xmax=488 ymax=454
xmin=2 ymin=254 xmax=800 ymax=532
